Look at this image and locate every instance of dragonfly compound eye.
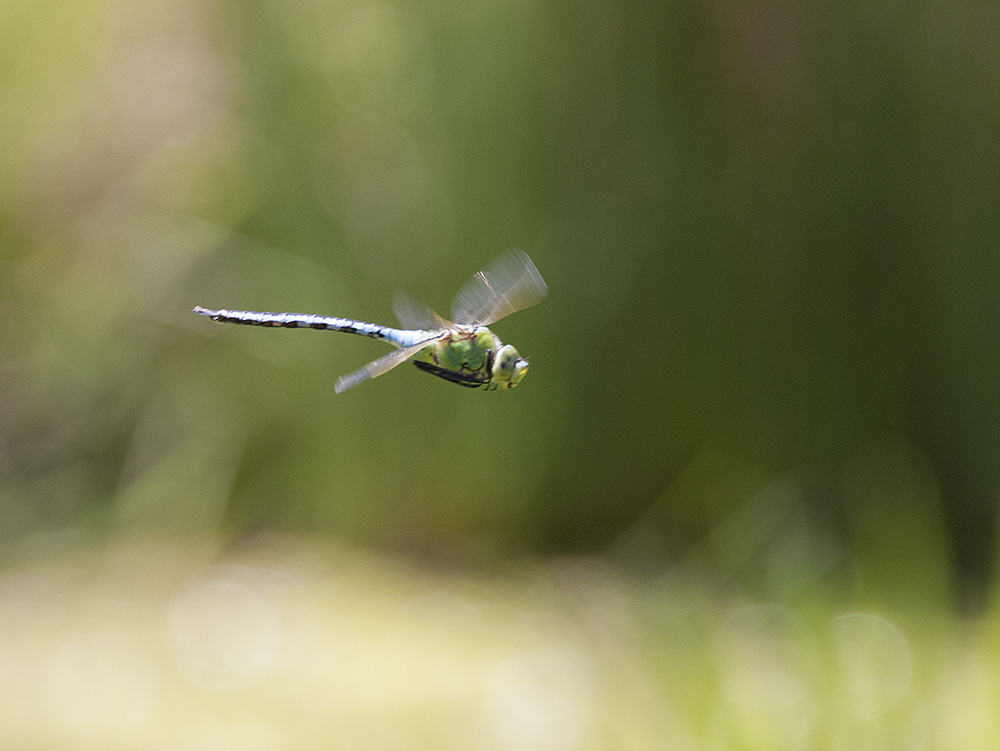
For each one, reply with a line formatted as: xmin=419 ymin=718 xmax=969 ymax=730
xmin=496 ymin=345 xmax=517 ymax=372
xmin=492 ymin=344 xmax=528 ymax=388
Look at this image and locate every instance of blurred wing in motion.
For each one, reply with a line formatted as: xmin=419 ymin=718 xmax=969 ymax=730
xmin=393 ymin=290 xmax=451 ymax=332
xmin=449 ymin=248 xmax=548 ymax=327
xmin=334 ymin=338 xmax=437 ymax=394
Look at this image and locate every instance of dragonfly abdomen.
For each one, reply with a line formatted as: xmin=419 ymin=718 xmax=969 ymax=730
xmin=193 ymin=306 xmax=395 ymax=341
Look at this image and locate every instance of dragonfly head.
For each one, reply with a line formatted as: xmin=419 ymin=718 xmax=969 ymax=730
xmin=491 ymin=344 xmax=529 ymax=389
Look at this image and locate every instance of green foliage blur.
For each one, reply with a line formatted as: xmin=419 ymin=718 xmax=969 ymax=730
xmin=2 ymin=0 xmax=998 ymax=609
xmin=7 ymin=1 xmax=1000 ymax=747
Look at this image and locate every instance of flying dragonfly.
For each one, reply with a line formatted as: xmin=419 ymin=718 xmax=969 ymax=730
xmin=193 ymin=248 xmax=547 ymax=393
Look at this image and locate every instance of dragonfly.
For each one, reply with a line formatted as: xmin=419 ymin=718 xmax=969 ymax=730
xmin=194 ymin=248 xmax=547 ymax=393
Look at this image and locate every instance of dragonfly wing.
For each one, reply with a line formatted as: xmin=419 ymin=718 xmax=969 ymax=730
xmin=393 ymin=290 xmax=451 ymax=330
xmin=449 ymin=248 xmax=548 ymax=326
xmin=334 ymin=338 xmax=438 ymax=394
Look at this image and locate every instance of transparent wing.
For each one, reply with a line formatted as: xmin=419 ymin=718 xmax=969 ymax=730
xmin=449 ymin=248 xmax=548 ymax=326
xmin=334 ymin=338 xmax=438 ymax=394
xmin=393 ymin=290 xmax=451 ymax=331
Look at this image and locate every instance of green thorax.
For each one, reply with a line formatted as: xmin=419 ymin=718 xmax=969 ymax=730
xmin=412 ymin=326 xmax=499 ymax=388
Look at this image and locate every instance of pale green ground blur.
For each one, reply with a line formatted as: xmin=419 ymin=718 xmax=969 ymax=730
xmin=2 ymin=0 xmax=1000 ymax=748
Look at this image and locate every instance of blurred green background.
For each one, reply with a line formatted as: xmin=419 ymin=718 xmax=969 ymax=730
xmin=2 ymin=0 xmax=1000 ymax=748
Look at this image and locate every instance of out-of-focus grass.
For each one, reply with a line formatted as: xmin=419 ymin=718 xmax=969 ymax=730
xmin=0 ymin=536 xmax=994 ymax=751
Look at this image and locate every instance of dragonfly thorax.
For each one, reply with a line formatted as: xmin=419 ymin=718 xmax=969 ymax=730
xmin=410 ymin=326 xmax=528 ymax=390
